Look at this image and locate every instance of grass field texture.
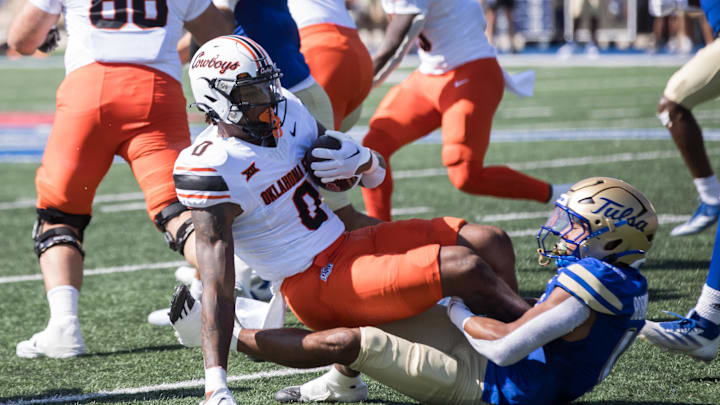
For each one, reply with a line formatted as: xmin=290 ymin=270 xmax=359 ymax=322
xmin=1 ymin=63 xmax=720 ymax=404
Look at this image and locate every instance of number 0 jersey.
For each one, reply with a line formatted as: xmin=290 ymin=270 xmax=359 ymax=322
xmin=482 ymin=258 xmax=648 ymax=405
xmin=29 ymin=0 xmax=210 ymax=82
xmin=174 ymin=89 xmax=345 ymax=282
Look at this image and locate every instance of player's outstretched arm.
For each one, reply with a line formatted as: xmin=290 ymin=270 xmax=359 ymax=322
xmin=447 ymin=289 xmax=593 ymax=366
xmin=7 ymin=2 xmax=59 ymax=55
xmin=372 ymin=13 xmax=426 ymax=88
xmin=191 ymin=203 xmax=243 ymax=372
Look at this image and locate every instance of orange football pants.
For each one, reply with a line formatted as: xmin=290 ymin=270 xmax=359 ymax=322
xmin=299 ymin=23 xmax=373 ymax=130
xmin=362 ymin=58 xmax=551 ymax=221
xmin=35 ymin=63 xmax=191 ymax=220
xmin=281 ymin=217 xmax=466 ymax=331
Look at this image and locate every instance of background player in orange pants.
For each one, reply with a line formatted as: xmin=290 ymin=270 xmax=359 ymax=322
xmin=288 ymin=0 xmax=374 ymax=131
xmin=362 ymin=0 xmax=569 ymax=221
xmin=8 ymin=0 xmax=232 ymax=359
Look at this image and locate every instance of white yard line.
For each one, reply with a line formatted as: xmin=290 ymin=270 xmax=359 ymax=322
xmin=0 ymin=192 xmax=144 ymax=211
xmin=394 ymin=148 xmax=720 ymax=178
xmin=1 ymin=366 xmax=330 ymax=405
xmin=0 ymin=261 xmax=186 ymax=284
xmin=0 ymin=213 xmax=692 ymax=285
xmin=505 ymin=214 xmax=690 ymax=238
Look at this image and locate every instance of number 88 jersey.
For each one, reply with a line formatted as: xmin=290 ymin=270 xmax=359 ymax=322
xmin=173 ymin=89 xmax=345 ymax=282
xmin=31 ymin=0 xmax=210 ymax=82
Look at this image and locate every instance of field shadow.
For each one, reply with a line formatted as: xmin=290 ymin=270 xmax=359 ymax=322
xmin=644 ymin=259 xmax=710 ymax=272
xmin=0 ymin=386 xmax=251 ymax=404
xmin=84 ymin=344 xmax=185 ymax=358
xmin=576 ymin=401 xmax=713 ymax=405
xmin=690 ymin=376 xmax=720 ymax=383
xmin=647 ymin=288 xmax=686 ymax=302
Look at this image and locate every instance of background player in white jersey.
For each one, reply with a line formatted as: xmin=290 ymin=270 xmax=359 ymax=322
xmin=361 ymin=0 xmax=569 ymax=222
xmin=178 ymin=35 xmax=533 ymax=404
xmin=7 ymin=0 xmax=232 ymax=359
xmin=170 ymin=177 xmax=656 ymax=404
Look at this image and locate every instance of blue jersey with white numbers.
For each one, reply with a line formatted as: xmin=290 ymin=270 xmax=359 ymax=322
xmin=481 ymin=258 xmax=648 ymax=405
xmin=232 ymin=0 xmax=311 ymax=89
xmin=702 ymin=0 xmax=720 ymax=36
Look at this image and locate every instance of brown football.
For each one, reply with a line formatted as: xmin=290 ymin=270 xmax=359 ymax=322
xmin=303 ymin=135 xmax=360 ymax=192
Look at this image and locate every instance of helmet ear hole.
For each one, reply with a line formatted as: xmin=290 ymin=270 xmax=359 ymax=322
xmin=594 ymin=219 xmax=602 ymax=225
xmin=604 ymin=239 xmax=622 ymax=250
xmin=647 ymin=234 xmax=654 ymax=242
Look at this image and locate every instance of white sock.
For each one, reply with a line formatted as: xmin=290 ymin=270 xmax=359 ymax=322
xmin=695 ymin=284 xmax=720 ymax=325
xmin=47 ymin=285 xmax=79 ymax=321
xmin=189 ymin=277 xmax=203 ymax=300
xmin=205 ymin=366 xmax=228 ymax=395
xmin=694 ymin=175 xmax=720 ymax=206
xmin=324 ymin=366 xmax=362 ymax=387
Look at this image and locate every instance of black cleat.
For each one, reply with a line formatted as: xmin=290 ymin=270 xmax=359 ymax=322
xmin=275 ymin=386 xmax=302 ymax=403
xmin=169 ymin=284 xmax=195 ymax=324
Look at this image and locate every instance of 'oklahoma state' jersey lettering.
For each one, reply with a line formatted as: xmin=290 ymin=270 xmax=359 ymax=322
xmin=173 ymin=89 xmax=344 ymax=281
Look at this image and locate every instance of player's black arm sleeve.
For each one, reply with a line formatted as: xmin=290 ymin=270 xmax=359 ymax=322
xmin=191 ymin=202 xmax=243 ymax=370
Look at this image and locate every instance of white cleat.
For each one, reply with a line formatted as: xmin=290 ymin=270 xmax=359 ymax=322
xmin=16 ymin=316 xmax=86 ymax=359
xmin=200 ymin=387 xmax=238 ymax=405
xmin=275 ymin=369 xmax=368 ymax=403
xmin=670 ymin=201 xmax=720 ymax=236
xmin=147 ymin=308 xmax=172 ymax=326
xmin=170 ymin=284 xmax=203 ymax=347
xmin=640 ymin=311 xmax=719 ymax=364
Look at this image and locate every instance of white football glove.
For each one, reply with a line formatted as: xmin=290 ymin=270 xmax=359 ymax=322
xmin=649 ymin=0 xmax=688 ymax=17
xmin=311 ymin=130 xmax=372 ymax=183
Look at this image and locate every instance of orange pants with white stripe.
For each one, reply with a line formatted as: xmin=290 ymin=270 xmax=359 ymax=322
xmin=299 ymin=23 xmax=373 ymax=130
xmin=35 ymin=63 xmax=190 ymax=220
xmin=361 ymin=57 xmax=552 ymax=221
xmin=281 ymin=217 xmax=465 ymax=331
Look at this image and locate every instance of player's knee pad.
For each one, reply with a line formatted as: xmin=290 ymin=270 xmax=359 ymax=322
xmin=154 ymin=201 xmax=195 ymax=256
xmin=33 ymin=208 xmax=91 ymax=258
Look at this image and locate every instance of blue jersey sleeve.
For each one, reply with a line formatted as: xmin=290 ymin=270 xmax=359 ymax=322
xmin=701 ymin=0 xmax=720 ymax=36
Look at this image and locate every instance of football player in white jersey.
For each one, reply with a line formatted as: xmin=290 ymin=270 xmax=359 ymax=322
xmin=178 ymin=35 xmax=534 ymax=404
xmin=362 ymin=0 xmax=569 ymax=222
xmin=171 ymin=177 xmax=657 ymax=404
xmin=7 ymin=0 xmax=232 ymax=360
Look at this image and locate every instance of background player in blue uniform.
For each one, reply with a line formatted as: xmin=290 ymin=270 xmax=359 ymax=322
xmin=650 ymin=0 xmax=720 ymax=236
xmin=212 ymin=0 xmax=335 ymax=130
xmin=170 ymin=177 xmax=658 ymax=404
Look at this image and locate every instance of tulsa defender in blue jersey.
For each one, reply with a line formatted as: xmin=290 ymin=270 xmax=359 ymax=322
xmin=189 ymin=177 xmax=658 ymax=404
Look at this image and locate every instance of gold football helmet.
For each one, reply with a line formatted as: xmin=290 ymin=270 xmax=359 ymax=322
xmin=537 ymin=177 xmax=658 ymax=267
